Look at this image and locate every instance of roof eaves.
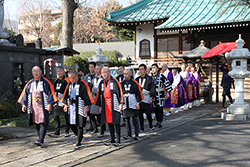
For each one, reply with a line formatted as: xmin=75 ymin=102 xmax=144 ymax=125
xmin=105 ymin=0 xmax=153 ymax=22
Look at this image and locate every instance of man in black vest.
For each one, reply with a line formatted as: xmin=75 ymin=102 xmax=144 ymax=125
xmin=48 ymin=66 xmax=71 ymax=138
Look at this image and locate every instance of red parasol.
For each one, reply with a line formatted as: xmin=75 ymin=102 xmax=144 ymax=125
xmin=201 ymin=42 xmax=237 ymax=58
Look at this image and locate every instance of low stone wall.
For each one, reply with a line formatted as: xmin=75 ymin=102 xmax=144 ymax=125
xmin=0 ymin=45 xmax=43 ymax=95
xmin=73 ymin=42 xmax=134 ymax=60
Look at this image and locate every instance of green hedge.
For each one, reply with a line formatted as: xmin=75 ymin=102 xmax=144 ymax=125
xmin=0 ymin=101 xmax=18 ymax=119
xmin=0 ymin=101 xmax=17 ymax=119
xmin=0 ymin=115 xmax=66 ymax=129
xmin=64 ymin=50 xmax=128 ymax=75
xmin=64 ymin=56 xmax=89 ymax=75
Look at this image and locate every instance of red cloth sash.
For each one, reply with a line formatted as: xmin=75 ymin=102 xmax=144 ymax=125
xmin=188 ymin=84 xmax=193 ymax=99
xmin=181 ymin=85 xmax=187 ymax=99
xmin=171 ymin=87 xmax=178 ymax=104
xmin=194 ymin=86 xmax=197 ymax=99
xmin=104 ymin=78 xmax=112 ymax=123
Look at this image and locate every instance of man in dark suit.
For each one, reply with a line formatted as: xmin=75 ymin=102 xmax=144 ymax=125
xmin=219 ymin=63 xmax=234 ymax=107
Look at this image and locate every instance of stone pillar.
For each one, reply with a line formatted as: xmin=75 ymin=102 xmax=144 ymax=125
xmin=221 ymin=35 xmax=250 ymax=121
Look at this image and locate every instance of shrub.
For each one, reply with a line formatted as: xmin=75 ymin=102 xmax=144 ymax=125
xmin=64 ymin=56 xmax=89 ymax=75
xmin=0 ymin=101 xmax=18 ymax=119
xmin=64 ymin=50 xmax=129 ymax=75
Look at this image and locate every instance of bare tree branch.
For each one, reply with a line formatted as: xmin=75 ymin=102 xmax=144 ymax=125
xmin=18 ymin=0 xmax=56 ymax=47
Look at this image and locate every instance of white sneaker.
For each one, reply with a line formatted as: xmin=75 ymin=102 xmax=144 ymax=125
xmin=188 ymin=103 xmax=193 ymax=109
xmin=152 ymin=113 xmax=155 ymax=119
xmin=197 ymin=100 xmax=200 ymax=106
xmin=184 ymin=104 xmax=188 ymax=110
xmin=165 ymin=112 xmax=170 ymax=116
xmin=175 ymin=110 xmax=179 ymax=113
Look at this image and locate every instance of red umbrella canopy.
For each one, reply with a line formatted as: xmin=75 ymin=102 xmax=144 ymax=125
xmin=201 ymin=42 xmax=237 ymax=58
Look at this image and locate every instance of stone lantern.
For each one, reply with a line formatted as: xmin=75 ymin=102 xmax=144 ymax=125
xmin=88 ymin=44 xmax=109 ymax=64
xmin=221 ymin=34 xmax=250 ymax=120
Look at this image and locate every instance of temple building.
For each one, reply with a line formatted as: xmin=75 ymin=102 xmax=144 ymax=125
xmin=105 ymin=0 xmax=250 ymax=67
xmin=104 ymin=0 xmax=250 ymax=100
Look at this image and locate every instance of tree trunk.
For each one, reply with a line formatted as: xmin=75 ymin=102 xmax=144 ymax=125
xmin=60 ymin=0 xmax=78 ymax=48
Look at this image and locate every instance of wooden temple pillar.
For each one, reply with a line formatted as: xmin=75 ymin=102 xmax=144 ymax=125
xmin=216 ymin=57 xmax=219 ymax=103
xmin=209 ymin=59 xmax=213 ymax=103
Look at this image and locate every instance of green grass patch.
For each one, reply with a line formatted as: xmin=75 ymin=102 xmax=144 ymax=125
xmin=0 ymin=115 xmax=66 ymax=129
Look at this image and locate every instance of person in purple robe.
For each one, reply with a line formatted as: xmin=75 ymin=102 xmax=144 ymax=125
xmin=186 ymin=66 xmax=196 ymax=108
xmin=160 ymin=63 xmax=173 ymax=116
xmin=191 ymin=67 xmax=201 ymax=106
xmin=179 ymin=64 xmax=190 ymax=110
xmin=170 ymin=69 xmax=186 ymax=113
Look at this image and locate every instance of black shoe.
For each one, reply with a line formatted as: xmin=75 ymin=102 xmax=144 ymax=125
xmin=120 ymin=123 xmax=126 ymax=127
xmin=124 ymin=136 xmax=132 ymax=140
xmin=86 ymin=127 xmax=94 ymax=131
xmin=98 ymin=134 xmax=104 ymax=138
xmin=133 ymin=137 xmax=139 ymax=141
xmin=64 ymin=132 xmax=71 ymax=137
xmin=90 ymin=129 xmax=98 ymax=135
xmin=33 ymin=141 xmax=44 ymax=147
xmin=113 ymin=143 xmax=120 ymax=147
xmin=48 ymin=133 xmax=59 ymax=138
xmin=105 ymin=141 xmax=114 ymax=146
xmin=154 ymin=123 xmax=159 ymax=127
xmin=139 ymin=129 xmax=144 ymax=133
xmin=158 ymin=123 xmax=162 ymax=128
xmin=74 ymin=143 xmax=81 ymax=150
xmin=148 ymin=127 xmax=154 ymax=132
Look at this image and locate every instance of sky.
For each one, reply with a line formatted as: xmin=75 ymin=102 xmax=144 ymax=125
xmin=4 ymin=0 xmax=131 ymax=21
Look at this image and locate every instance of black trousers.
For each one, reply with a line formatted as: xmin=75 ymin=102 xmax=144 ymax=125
xmin=36 ymin=123 xmax=47 ymax=144
xmin=90 ymin=114 xmax=100 ymax=132
xmin=87 ymin=110 xmax=93 ymax=128
xmin=100 ymin=123 xmax=106 ymax=135
xmin=139 ymin=109 xmax=153 ymax=131
xmin=154 ymin=107 xmax=163 ymax=123
xmin=108 ymin=123 xmax=120 ymax=143
xmin=54 ymin=114 xmax=70 ymax=135
xmin=222 ymin=87 xmax=233 ymax=107
xmin=70 ymin=125 xmax=83 ymax=145
xmin=125 ymin=117 xmax=139 ymax=137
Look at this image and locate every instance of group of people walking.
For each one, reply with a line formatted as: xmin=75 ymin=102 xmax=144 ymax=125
xmin=18 ymin=62 xmax=203 ymax=149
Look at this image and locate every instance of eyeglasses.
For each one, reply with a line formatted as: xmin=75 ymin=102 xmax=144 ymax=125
xmin=32 ymin=70 xmax=41 ymax=73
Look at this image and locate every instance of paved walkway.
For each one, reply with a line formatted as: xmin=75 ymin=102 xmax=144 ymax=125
xmin=0 ymin=101 xmax=232 ymax=167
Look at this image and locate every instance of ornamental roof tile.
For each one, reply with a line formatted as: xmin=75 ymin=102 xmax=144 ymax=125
xmin=105 ymin=0 xmax=250 ymax=29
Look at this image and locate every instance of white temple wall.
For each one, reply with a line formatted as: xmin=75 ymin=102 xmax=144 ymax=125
xmin=135 ymin=24 xmax=154 ymax=59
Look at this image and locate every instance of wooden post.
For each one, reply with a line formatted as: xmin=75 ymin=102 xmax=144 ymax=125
xmin=154 ymin=23 xmax=157 ymax=59
xmin=62 ymin=50 xmax=64 ymax=66
xmin=209 ymin=61 xmax=213 ymax=103
xmin=134 ymin=29 xmax=137 ymax=60
xmin=216 ymin=57 xmax=219 ymax=103
xmin=179 ymin=31 xmax=183 ymax=54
